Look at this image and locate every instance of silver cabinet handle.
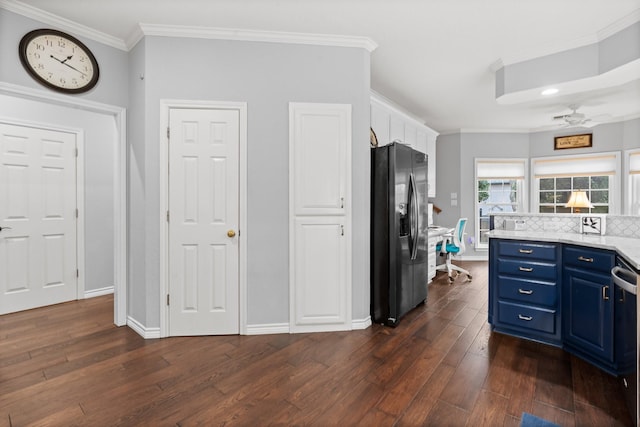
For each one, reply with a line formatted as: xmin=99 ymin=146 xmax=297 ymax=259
xmin=602 ymin=285 xmax=609 ymax=301
xmin=518 ymin=314 xmax=533 ymax=321
xmin=578 ymin=256 xmax=594 ymax=263
xmin=518 ymin=249 xmax=533 ymax=254
xmin=518 ymin=266 xmax=533 ymax=272
xmin=518 ymin=289 xmax=533 ymax=295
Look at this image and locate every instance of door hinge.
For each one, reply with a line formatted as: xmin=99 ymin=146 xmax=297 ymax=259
xmin=76 ymin=209 xmax=79 ymax=218
xmin=166 ymin=211 xmax=170 ymax=222
xmin=166 ymin=294 xmax=170 ymax=306
xmin=167 ymin=127 xmax=170 ymax=139
xmin=76 ymin=269 xmax=79 ymax=278
xmin=75 ymin=148 xmax=79 ymax=157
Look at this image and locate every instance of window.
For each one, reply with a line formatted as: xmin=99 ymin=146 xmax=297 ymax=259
xmin=538 ymin=176 xmax=610 ymax=213
xmin=628 ymin=150 xmax=640 ymax=215
xmin=475 ymin=159 xmax=527 ymax=249
xmin=532 ymin=152 xmax=620 ymax=214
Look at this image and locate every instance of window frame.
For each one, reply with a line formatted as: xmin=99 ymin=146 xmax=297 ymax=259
xmin=474 ymin=158 xmax=528 ymax=250
xmin=531 ymin=151 xmax=621 ymax=214
xmin=626 ymin=148 xmax=640 ymax=215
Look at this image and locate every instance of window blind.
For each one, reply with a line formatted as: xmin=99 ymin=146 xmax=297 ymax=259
xmin=629 ymin=151 xmax=640 ymax=175
xmin=476 ymin=159 xmax=526 ymax=179
xmin=532 ymin=153 xmax=618 ymax=178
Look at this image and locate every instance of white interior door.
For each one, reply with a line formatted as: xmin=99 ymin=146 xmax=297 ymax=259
xmin=0 ymin=122 xmax=77 ymax=315
xmin=168 ymin=108 xmax=240 ymax=336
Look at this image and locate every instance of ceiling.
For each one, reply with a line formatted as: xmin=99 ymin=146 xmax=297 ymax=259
xmin=8 ymin=0 xmax=640 ymax=134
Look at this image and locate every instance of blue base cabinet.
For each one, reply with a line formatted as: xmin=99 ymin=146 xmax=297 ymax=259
xmin=489 ymin=238 xmax=636 ymax=377
xmin=562 ymin=245 xmax=615 ymax=371
xmin=489 ymin=239 xmax=562 ymax=346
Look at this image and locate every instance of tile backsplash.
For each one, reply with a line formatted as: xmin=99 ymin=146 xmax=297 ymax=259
xmin=491 ymin=213 xmax=640 ymax=239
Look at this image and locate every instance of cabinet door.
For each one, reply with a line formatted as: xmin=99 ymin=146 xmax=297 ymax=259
xmin=563 ymin=267 xmax=614 ymax=362
xmin=404 ymin=123 xmax=417 ymax=147
xmin=289 ymin=103 xmax=352 ymax=334
xmin=389 ymin=115 xmax=405 ymax=144
xmin=291 ymin=217 xmax=349 ymax=332
xmin=426 ymin=134 xmax=436 ymax=197
xmin=291 ymin=104 xmax=349 ymax=216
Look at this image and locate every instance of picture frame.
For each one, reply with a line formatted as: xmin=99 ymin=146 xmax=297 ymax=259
xmin=554 ymin=133 xmax=592 ymax=150
xmin=581 ymin=215 xmax=605 ymax=235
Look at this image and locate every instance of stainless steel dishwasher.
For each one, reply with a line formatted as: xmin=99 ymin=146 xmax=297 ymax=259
xmin=612 ymin=256 xmax=638 ymax=426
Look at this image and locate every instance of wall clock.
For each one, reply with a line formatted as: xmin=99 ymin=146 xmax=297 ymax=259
xmin=19 ymin=29 xmax=100 ymax=94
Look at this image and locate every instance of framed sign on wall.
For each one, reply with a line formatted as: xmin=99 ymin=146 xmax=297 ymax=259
xmin=554 ymin=133 xmax=592 ymax=150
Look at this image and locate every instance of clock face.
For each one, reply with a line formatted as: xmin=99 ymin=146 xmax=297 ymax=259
xmin=19 ymin=29 xmax=100 ymax=93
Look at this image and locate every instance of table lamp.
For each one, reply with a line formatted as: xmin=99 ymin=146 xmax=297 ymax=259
xmin=565 ymin=190 xmax=593 ymax=213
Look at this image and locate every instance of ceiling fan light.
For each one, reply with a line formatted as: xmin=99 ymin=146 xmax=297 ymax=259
xmin=541 ymin=88 xmax=559 ymax=96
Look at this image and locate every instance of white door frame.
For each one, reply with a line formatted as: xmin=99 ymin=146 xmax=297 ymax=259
xmin=159 ymin=100 xmax=248 ymax=337
xmin=0 ymin=82 xmax=127 ymax=326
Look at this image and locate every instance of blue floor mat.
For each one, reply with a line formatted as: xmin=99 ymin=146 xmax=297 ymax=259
xmin=521 ymin=412 xmax=561 ymax=427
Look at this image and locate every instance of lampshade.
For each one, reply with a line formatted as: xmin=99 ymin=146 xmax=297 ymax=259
xmin=565 ymin=190 xmax=593 ymax=211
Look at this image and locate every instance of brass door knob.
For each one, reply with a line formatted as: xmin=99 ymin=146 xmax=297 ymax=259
xmin=227 ymin=230 xmax=236 ymax=238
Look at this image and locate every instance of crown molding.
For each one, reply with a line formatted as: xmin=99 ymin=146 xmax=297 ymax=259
xmin=498 ymin=8 xmax=640 ymax=67
xmin=134 ymin=23 xmax=378 ymax=52
xmin=0 ymin=0 xmax=128 ymax=51
xmin=598 ymin=8 xmax=640 ymax=41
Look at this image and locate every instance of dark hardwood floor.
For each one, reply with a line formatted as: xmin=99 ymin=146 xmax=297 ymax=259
xmin=0 ymin=261 xmax=634 ymax=426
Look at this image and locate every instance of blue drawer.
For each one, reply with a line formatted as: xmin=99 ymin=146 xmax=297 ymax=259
xmin=498 ymin=301 xmax=556 ymax=334
xmin=497 ymin=258 xmax=557 ymax=281
xmin=498 ymin=241 xmax=557 ymax=261
xmin=563 ymin=245 xmax=614 ymax=274
xmin=497 ymin=276 xmax=557 ymax=306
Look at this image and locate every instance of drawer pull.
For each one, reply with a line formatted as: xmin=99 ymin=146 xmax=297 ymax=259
xmin=518 ymin=314 xmax=533 ymax=321
xmin=518 ymin=288 xmax=533 ymax=295
xmin=518 ymin=267 xmax=533 ymax=272
xmin=518 ymin=249 xmax=533 ymax=254
xmin=577 ymin=256 xmax=594 ymax=263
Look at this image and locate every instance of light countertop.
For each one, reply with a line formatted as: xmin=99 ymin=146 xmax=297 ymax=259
xmin=427 ymin=226 xmax=451 ymax=238
xmin=488 ymin=230 xmax=640 ymax=270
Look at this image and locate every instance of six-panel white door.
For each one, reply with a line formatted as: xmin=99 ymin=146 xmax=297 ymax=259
xmin=0 ymin=123 xmax=77 ymax=315
xmin=168 ymin=108 xmax=240 ymax=336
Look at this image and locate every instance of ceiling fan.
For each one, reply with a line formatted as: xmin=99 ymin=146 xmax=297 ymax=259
xmin=552 ymin=104 xmax=599 ymax=128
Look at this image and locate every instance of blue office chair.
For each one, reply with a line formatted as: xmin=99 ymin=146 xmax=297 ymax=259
xmin=435 ymin=217 xmax=473 ymax=283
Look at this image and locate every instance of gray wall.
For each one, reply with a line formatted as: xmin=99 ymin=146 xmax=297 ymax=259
xmin=0 ymin=10 xmax=129 ymax=107
xmin=0 ymin=9 xmax=127 ymax=299
xmin=436 ymin=118 xmax=640 ymax=258
xmin=130 ymin=36 xmax=371 ymax=327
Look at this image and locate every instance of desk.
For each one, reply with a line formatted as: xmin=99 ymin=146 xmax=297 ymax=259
xmin=427 ymin=226 xmax=450 ymax=283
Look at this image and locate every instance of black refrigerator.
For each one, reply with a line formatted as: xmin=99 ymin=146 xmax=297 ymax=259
xmin=371 ymin=142 xmax=429 ymax=327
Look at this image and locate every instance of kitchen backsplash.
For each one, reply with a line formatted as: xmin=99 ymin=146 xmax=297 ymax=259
xmin=491 ymin=213 xmax=640 ymax=239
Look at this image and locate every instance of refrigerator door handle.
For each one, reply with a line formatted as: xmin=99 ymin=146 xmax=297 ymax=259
xmin=409 ymin=173 xmax=419 ymax=260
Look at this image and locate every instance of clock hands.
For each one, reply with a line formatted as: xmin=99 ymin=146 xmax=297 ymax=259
xmin=50 ymin=54 xmax=87 ymax=77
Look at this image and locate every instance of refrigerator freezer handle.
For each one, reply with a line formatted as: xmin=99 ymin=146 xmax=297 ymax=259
xmin=410 ymin=173 xmax=419 ymax=260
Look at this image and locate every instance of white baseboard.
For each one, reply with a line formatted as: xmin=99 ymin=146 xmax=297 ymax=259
xmin=127 ymin=316 xmax=161 ymax=339
xmin=351 ymin=316 xmax=372 ymax=330
xmin=246 ymin=318 xmax=372 ymax=335
xmin=84 ymin=286 xmax=114 ymax=299
xmin=245 ymin=323 xmax=290 ymax=335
